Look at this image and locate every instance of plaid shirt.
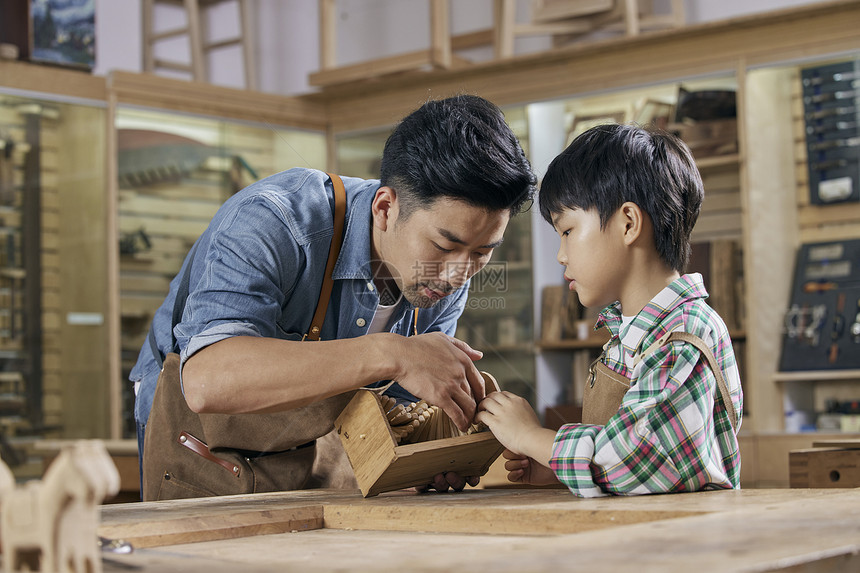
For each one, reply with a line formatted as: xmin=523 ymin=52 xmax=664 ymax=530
xmin=550 ymin=273 xmax=743 ymax=497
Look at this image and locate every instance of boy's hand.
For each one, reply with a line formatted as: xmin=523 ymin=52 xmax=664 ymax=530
xmin=475 ymin=391 xmax=542 ymax=454
xmin=502 ymin=449 xmax=561 ymax=487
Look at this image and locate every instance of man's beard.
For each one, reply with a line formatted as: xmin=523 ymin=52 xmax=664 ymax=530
xmin=402 ymin=282 xmax=455 ymax=309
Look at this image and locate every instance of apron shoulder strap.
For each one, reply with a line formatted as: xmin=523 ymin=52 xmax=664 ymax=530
xmin=633 ymin=330 xmax=739 ymax=433
xmin=304 ymin=173 xmax=347 ymax=341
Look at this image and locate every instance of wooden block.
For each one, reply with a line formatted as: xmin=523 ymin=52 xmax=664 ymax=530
xmin=541 ymin=285 xmax=566 ymax=342
xmin=336 ymin=390 xmax=504 ymax=497
xmin=789 ymin=447 xmax=860 ymax=488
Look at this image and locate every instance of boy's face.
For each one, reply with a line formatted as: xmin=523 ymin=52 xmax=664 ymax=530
xmin=372 ymin=190 xmax=510 ymax=308
xmin=552 ymin=207 xmax=626 ymax=309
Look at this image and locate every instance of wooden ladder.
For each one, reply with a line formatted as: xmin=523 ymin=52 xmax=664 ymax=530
xmin=142 ymin=0 xmax=257 ymax=90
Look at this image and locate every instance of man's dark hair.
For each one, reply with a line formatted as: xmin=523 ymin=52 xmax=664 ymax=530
xmin=380 ymin=94 xmax=536 ymax=218
xmin=539 ymin=123 xmax=704 ymax=272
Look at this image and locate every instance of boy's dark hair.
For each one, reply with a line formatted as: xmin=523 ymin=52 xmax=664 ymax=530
xmin=380 ymin=94 xmax=537 ymax=218
xmin=539 ymin=123 xmax=703 ymax=272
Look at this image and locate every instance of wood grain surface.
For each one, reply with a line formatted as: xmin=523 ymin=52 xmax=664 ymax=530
xmin=98 ymin=487 xmax=860 ymax=572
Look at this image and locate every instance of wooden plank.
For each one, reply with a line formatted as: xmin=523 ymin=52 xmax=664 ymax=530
xmin=700 ymin=191 xmax=741 ymax=214
xmin=309 ymin=49 xmax=437 ymax=87
xmin=690 ymin=212 xmax=742 ymax=238
xmin=118 ymin=195 xmax=220 ymax=220
xmin=120 ymin=294 xmax=164 ymax=318
xmin=107 ymin=71 xmax=326 ymax=131
xmin=95 ymin=488 xmax=860 ymax=572
xmin=800 ymin=222 xmax=860 ymax=243
xmin=798 ymin=203 xmax=860 ymax=229
xmin=118 ymin=217 xmax=209 ymax=239
xmin=0 ymin=60 xmax=106 ymax=102
xmin=812 ymin=439 xmax=860 ymax=449
xmin=120 ymin=274 xmax=171 ymax=294
xmin=100 ymin=505 xmax=324 ymax=549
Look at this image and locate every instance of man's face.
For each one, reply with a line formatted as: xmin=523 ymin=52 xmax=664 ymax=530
xmin=372 ymin=190 xmax=510 ymax=308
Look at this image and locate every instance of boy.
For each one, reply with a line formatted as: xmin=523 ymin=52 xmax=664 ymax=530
xmin=477 ymin=123 xmax=743 ymax=497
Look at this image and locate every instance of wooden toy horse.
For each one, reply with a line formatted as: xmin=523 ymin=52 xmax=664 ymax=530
xmin=1 ymin=440 xmax=120 ymax=573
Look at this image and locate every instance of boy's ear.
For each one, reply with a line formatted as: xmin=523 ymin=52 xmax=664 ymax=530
xmin=618 ymin=202 xmax=644 ymax=246
xmin=371 ymin=186 xmax=398 ymax=232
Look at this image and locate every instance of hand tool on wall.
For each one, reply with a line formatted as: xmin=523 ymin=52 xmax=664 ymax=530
xmin=828 ymin=293 xmax=846 ymax=364
xmin=850 ymin=298 xmax=860 ymax=343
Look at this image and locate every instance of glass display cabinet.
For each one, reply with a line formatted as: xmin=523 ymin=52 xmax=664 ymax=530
xmin=0 ymin=90 xmax=107 ymax=477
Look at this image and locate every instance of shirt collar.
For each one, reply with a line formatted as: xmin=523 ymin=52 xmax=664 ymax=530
xmin=332 ymin=181 xmax=378 ymax=281
xmin=596 ymin=273 xmax=709 ymax=356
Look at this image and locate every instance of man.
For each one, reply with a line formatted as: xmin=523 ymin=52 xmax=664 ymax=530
xmin=131 ymin=94 xmax=536 ymax=498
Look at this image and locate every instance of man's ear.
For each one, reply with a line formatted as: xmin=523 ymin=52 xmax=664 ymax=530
xmin=618 ymin=201 xmax=644 ymax=246
xmin=371 ymin=186 xmax=398 ymax=232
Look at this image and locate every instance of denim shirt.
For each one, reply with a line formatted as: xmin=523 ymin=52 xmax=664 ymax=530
xmin=130 ymin=168 xmax=469 ymax=427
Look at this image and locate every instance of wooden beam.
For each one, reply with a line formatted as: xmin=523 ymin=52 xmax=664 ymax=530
xmin=429 ymin=0 xmax=451 ymax=69
xmin=184 ymin=0 xmax=206 ymax=81
xmin=142 ymin=0 xmax=155 ymax=73
xmin=0 ymin=60 xmax=106 ymax=102
xmin=451 ymin=28 xmax=493 ymax=51
xmin=319 ymin=0 xmax=336 ymax=70
xmin=107 ymin=70 xmax=327 ymax=131
xmin=309 ymin=49 xmax=436 ymax=87
xmin=239 ymin=0 xmax=257 ymax=90
xmin=494 ymin=0 xmax=516 ymax=59
xmin=624 ymin=0 xmax=640 ymax=36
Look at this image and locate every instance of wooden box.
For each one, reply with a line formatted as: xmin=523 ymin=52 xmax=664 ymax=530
xmin=335 ymin=390 xmax=505 ymax=497
xmin=789 ymin=443 xmax=860 ymax=488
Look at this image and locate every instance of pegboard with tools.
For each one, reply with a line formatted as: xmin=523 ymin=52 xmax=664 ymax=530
xmin=801 ymin=59 xmax=860 ymax=205
xmin=780 ymin=239 xmax=860 ymax=371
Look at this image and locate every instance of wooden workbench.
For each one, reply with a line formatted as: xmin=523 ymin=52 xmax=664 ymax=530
xmin=97 ymin=487 xmax=860 ymax=572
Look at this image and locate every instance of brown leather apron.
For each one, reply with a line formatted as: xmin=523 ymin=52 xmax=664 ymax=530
xmin=582 ymin=330 xmax=738 ymax=431
xmin=142 ymin=173 xmax=357 ymax=501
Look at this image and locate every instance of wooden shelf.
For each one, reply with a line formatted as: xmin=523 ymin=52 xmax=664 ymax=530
xmin=537 ymin=336 xmax=610 ymax=350
xmin=773 ymin=370 xmax=860 ymax=383
xmin=485 ymin=343 xmax=534 ymax=353
xmin=695 ymin=153 xmax=740 ymax=171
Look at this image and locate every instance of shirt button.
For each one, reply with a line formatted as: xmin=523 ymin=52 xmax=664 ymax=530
xmin=356 ymin=318 xmax=366 ymax=327
xmin=367 ymin=282 xmax=375 ymax=291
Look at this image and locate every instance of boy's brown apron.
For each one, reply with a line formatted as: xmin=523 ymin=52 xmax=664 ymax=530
xmin=142 ymin=173 xmax=357 ymax=501
xmin=582 ymin=330 xmax=738 ymax=431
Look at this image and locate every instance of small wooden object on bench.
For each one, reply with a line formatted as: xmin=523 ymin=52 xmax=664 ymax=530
xmin=336 ymin=372 xmax=505 ymax=497
xmin=0 ymin=440 xmax=120 ymax=573
xmin=789 ymin=439 xmax=860 ymax=488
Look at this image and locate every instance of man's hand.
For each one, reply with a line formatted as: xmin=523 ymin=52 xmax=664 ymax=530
xmin=415 ymin=472 xmax=480 ymax=493
xmin=393 ymin=332 xmax=485 ymax=431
